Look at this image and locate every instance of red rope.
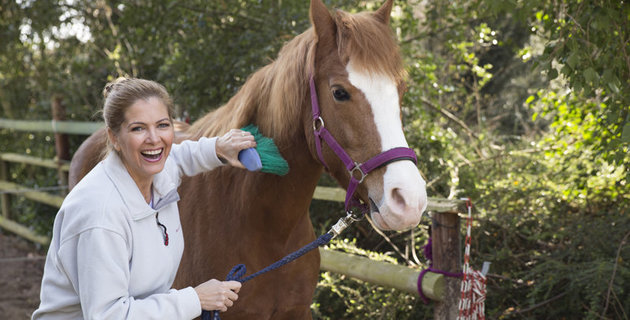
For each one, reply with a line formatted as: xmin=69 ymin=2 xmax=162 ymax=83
xmin=457 ymin=199 xmax=486 ymax=320
xmin=416 ymin=198 xmax=486 ymax=318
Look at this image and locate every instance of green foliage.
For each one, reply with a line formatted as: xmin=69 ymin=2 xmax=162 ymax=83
xmin=397 ymin=0 xmax=629 ymax=318
xmin=527 ymin=90 xmax=629 ymax=202
xmin=527 ymin=0 xmax=630 ymax=168
xmin=470 ymin=146 xmax=629 ymax=318
xmin=0 ymin=0 xmax=317 ymax=123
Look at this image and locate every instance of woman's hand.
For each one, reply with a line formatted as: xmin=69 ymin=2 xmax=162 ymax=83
xmin=215 ymin=129 xmax=256 ymax=169
xmin=194 ymin=279 xmax=242 ymax=312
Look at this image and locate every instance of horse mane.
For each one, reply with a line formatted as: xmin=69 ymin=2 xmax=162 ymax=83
xmin=185 ymin=29 xmax=315 ymax=145
xmin=185 ymin=8 xmax=404 ymax=145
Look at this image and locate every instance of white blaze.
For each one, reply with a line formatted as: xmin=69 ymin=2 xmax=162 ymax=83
xmin=346 ymin=62 xmax=428 ymax=230
xmin=346 ymin=63 xmax=407 ymax=150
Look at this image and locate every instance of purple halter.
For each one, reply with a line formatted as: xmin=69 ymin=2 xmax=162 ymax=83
xmin=309 ymin=74 xmax=418 ymax=213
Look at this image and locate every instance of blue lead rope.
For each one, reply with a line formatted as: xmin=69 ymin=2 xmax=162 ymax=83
xmin=201 ymin=232 xmax=335 ymax=320
xmin=201 ymin=211 xmax=363 ymax=320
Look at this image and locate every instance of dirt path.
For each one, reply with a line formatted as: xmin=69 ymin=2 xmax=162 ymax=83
xmin=0 ymin=231 xmax=46 ymax=319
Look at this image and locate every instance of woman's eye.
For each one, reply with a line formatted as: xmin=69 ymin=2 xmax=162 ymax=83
xmin=131 ymin=126 xmax=143 ymax=132
xmin=332 ymin=87 xmax=350 ymax=101
xmin=158 ymin=122 xmax=171 ymax=129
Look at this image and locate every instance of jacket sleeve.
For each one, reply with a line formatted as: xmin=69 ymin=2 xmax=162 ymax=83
xmin=169 ymin=137 xmax=225 ymax=178
xmin=57 ymin=228 xmax=201 ymax=320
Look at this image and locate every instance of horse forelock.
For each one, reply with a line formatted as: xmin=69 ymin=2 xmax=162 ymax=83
xmin=333 ymin=10 xmax=405 ymax=84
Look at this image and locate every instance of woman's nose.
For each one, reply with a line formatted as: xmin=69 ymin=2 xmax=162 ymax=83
xmin=146 ymin=128 xmax=159 ymax=143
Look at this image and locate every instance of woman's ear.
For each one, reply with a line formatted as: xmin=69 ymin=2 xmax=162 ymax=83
xmin=107 ymin=127 xmax=120 ymax=152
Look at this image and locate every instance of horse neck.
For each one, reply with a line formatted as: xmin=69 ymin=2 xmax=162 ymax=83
xmin=241 ymin=111 xmax=323 ymax=239
xmin=183 ymin=37 xmax=323 ymax=239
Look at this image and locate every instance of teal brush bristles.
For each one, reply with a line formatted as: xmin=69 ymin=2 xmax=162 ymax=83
xmin=240 ymin=124 xmax=289 ymax=176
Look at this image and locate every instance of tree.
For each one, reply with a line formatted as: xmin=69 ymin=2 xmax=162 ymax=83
xmin=520 ymin=0 xmax=629 ymax=173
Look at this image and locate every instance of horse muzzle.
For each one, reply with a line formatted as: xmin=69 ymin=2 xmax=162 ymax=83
xmin=368 ymin=161 xmax=427 ymax=230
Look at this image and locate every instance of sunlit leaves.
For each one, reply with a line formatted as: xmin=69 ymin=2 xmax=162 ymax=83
xmin=529 ymin=0 xmax=630 ymax=161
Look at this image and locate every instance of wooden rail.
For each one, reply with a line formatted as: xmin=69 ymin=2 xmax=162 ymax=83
xmin=0 ymin=118 xmax=103 ymax=135
xmin=1 ymin=118 xmax=465 ymax=306
xmin=319 ymin=248 xmax=444 ymax=301
xmin=0 ymin=153 xmax=71 ymax=171
xmin=0 ymin=181 xmax=64 ymax=208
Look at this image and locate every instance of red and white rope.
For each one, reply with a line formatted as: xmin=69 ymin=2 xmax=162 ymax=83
xmin=457 ymin=199 xmax=486 ymax=320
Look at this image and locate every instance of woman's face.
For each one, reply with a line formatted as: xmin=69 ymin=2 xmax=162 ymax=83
xmin=109 ymin=96 xmax=174 ymax=187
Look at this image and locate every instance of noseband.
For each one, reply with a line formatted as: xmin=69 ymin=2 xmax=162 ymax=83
xmin=309 ymin=74 xmax=418 ymax=214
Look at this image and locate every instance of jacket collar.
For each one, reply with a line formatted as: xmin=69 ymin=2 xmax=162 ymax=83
xmin=103 ymin=152 xmax=180 ymax=220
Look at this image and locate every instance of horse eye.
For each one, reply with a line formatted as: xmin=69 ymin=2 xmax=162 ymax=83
xmin=332 ymin=87 xmax=350 ymax=102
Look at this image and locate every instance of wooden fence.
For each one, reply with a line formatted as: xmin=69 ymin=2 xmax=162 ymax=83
xmin=0 ymin=117 xmax=465 ymax=317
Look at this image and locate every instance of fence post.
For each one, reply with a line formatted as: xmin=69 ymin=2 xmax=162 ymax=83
xmin=52 ymin=95 xmax=69 ymax=195
xmin=0 ymin=158 xmax=10 ymax=219
xmin=432 ymin=211 xmax=461 ymax=319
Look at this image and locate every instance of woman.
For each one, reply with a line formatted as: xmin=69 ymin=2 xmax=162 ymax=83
xmin=33 ymin=78 xmax=254 ymax=319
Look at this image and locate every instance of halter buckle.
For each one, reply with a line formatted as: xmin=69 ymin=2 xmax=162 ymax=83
xmin=349 ymin=162 xmax=367 ymax=183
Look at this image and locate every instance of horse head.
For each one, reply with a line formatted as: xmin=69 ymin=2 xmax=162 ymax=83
xmin=306 ymin=0 xmax=427 ymax=231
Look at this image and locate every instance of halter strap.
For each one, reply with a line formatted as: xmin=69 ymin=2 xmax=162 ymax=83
xmin=309 ymin=74 xmax=418 ymax=212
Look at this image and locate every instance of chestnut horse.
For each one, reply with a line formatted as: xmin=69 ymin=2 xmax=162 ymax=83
xmin=68 ymin=0 xmax=427 ymax=318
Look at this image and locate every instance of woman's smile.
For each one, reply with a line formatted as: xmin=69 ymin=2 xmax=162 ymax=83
xmin=141 ymin=148 xmax=164 ymax=162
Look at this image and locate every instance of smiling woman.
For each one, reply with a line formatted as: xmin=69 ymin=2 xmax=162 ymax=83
xmin=32 ymin=78 xmax=257 ymax=319
xmin=106 ymin=96 xmax=175 ymax=202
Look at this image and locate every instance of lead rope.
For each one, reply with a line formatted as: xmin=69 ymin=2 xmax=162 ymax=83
xmin=202 ymin=212 xmax=363 ymax=320
xmin=457 ymin=198 xmax=486 ymax=320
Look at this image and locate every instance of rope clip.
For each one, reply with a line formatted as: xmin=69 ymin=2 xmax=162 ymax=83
xmin=328 ymin=211 xmax=363 ymax=238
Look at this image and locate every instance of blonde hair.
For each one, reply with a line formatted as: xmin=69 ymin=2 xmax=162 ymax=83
xmin=101 ymin=77 xmax=174 ymax=153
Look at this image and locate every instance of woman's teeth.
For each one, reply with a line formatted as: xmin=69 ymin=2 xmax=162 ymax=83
xmin=142 ymin=149 xmax=162 ymax=159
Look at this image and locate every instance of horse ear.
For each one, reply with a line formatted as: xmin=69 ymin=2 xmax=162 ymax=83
xmin=374 ymin=0 xmax=394 ymax=25
xmin=310 ymin=0 xmax=336 ymax=42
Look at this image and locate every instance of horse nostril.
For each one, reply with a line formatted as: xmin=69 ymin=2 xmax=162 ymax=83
xmin=390 ymin=187 xmax=407 ymax=209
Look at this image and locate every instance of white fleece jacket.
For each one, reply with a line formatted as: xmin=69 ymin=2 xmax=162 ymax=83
xmin=32 ymin=137 xmax=224 ymax=320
